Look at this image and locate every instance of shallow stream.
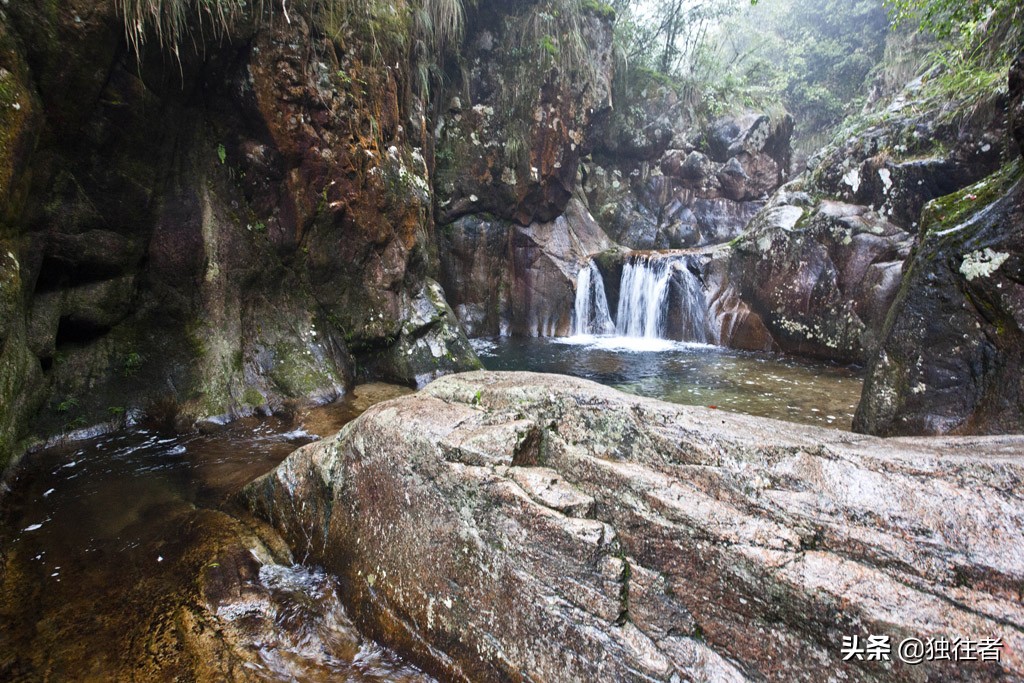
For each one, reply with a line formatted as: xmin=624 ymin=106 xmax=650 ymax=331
xmin=0 ymin=385 xmax=433 ymax=682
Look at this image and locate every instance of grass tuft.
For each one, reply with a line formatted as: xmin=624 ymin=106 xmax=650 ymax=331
xmin=116 ymin=0 xmax=267 ymax=61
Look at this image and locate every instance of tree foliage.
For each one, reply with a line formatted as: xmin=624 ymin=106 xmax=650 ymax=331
xmin=609 ymin=0 xmax=747 ymax=77
xmin=603 ymin=0 xmax=891 ymax=148
xmin=885 ymin=0 xmax=1017 ymax=42
xmin=711 ymin=0 xmax=889 ymax=148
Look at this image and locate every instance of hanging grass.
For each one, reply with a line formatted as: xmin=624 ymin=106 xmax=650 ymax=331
xmin=496 ymin=0 xmax=611 ymax=126
xmin=116 ymin=0 xmax=268 ymax=60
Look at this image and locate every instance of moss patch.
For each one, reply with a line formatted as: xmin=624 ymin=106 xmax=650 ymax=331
xmin=582 ymin=0 xmax=616 ymax=21
xmin=921 ymin=159 xmax=1023 ymax=234
xmin=241 ymin=386 xmax=264 ymax=408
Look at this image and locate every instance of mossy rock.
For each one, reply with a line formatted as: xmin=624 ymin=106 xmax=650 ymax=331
xmin=921 ymin=159 xmax=1023 ymax=236
xmin=855 ymin=167 xmax=1024 ymax=436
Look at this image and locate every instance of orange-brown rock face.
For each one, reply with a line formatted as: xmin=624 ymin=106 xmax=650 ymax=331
xmin=0 ymin=2 xmax=479 ymax=465
xmin=239 ymin=14 xmax=436 ymax=344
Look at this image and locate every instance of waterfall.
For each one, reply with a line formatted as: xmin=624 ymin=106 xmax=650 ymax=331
xmin=572 ymin=254 xmax=710 ymax=344
xmin=573 ymin=260 xmax=614 ymax=335
xmin=615 ymin=257 xmax=675 ymax=339
xmin=672 ymin=257 xmax=710 ymax=345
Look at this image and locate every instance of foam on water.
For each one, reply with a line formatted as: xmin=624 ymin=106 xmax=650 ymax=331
xmin=572 ymin=254 xmax=710 ymax=345
xmin=555 ymin=335 xmax=714 ymax=353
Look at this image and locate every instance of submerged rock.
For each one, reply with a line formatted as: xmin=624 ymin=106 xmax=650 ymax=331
xmin=245 ymin=371 xmax=1024 ymax=682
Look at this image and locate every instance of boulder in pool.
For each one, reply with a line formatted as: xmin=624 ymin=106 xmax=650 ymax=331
xmin=244 ymin=371 xmax=1024 ymax=682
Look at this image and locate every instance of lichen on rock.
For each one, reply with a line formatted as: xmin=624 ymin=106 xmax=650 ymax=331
xmin=245 ymin=371 xmax=1024 ymax=682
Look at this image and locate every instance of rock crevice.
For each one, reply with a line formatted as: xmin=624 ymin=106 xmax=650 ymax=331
xmin=245 ymin=371 xmax=1024 ymax=682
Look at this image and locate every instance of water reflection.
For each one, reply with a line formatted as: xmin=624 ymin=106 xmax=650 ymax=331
xmin=473 ymin=336 xmax=864 ymax=430
xmin=0 ymin=384 xmax=431 ymax=682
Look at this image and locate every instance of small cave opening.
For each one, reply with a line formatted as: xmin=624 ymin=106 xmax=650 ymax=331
xmin=33 ymin=256 xmax=127 ymax=294
xmin=54 ymin=315 xmax=110 ymax=349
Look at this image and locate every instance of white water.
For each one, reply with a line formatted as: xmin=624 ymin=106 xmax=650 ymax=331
xmin=616 ymin=258 xmax=675 ymax=338
xmin=572 ymin=260 xmax=615 ymax=336
xmin=555 ymin=335 xmax=703 ymax=353
xmin=670 ymin=257 xmax=711 ymax=345
xmin=572 ymin=254 xmax=710 ymax=345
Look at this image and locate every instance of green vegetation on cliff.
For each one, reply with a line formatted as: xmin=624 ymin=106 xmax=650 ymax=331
xmin=600 ymin=0 xmax=892 ymax=150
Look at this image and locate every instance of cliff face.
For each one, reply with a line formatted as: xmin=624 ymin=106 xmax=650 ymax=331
xmin=0 ymin=1 xmax=491 ymax=469
xmin=586 ymin=107 xmax=794 ymax=251
xmin=433 ymin=0 xmax=617 ymax=338
xmin=434 ymin=0 xmax=614 ymax=227
xmin=853 ymin=53 xmax=1024 ymax=436
xmin=710 ymin=43 xmax=1013 ymax=366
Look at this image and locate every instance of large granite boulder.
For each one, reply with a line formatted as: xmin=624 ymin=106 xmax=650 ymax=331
xmin=704 ymin=112 xmax=794 ymax=196
xmin=245 ymin=371 xmax=1024 ymax=682
xmin=854 ymin=49 xmax=1024 ymax=436
xmin=705 ymin=50 xmax=1012 ymax=366
xmin=854 ymin=163 xmax=1024 ymax=435
xmin=597 ymin=66 xmax=680 ymax=161
xmin=702 ymin=248 xmax=781 ymax=352
xmin=725 ymin=188 xmax=912 ymax=362
xmin=585 ymin=167 xmax=767 ymax=250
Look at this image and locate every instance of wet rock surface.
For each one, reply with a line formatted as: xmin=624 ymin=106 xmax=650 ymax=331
xmin=854 ymin=50 xmax=1024 ymax=436
xmin=245 ymin=371 xmax=1024 ymax=682
xmin=725 ymin=190 xmax=912 ymax=362
xmin=0 ymin=3 xmax=481 ymax=468
xmin=855 ymin=164 xmax=1024 ymax=436
xmin=701 ymin=249 xmax=781 ymax=352
xmin=434 ymin=0 xmax=614 ymax=227
xmin=712 ymin=50 xmax=1014 ymax=367
xmin=805 ymin=71 xmax=1008 ymax=232
xmin=439 ymin=197 xmax=613 ymax=337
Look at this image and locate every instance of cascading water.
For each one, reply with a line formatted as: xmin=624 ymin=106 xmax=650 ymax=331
xmin=615 ymin=257 xmax=675 ymax=339
xmin=572 ymin=254 xmax=710 ymax=344
xmin=572 ymin=260 xmax=615 ymax=335
xmin=670 ymin=257 xmax=711 ymax=345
